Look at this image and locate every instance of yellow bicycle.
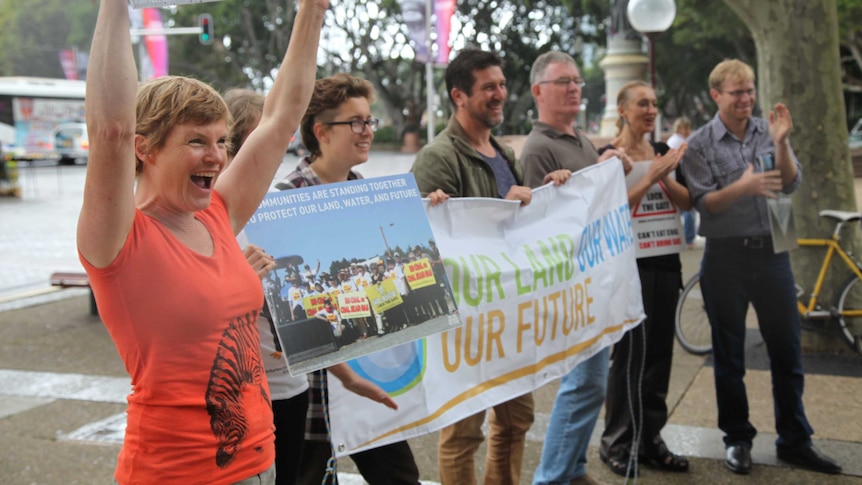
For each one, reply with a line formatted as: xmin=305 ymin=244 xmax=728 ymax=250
xmin=675 ymin=210 xmax=862 ymax=355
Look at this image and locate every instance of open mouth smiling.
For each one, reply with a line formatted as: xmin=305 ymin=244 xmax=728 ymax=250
xmin=191 ymin=171 xmax=217 ymax=189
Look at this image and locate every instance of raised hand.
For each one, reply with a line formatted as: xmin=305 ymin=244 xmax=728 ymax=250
xmin=647 ymin=146 xmax=685 ymax=184
xmin=768 ymin=103 xmax=793 ymax=144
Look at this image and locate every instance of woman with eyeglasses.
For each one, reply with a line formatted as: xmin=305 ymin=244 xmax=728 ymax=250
xmin=276 ymin=74 xmax=379 ymax=190
xmin=598 ymin=80 xmax=691 ymax=478
xmin=274 ymin=73 xmax=421 ymax=485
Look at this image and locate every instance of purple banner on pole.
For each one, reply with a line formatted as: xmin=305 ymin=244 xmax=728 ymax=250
xmin=399 ymin=0 xmax=429 ymax=63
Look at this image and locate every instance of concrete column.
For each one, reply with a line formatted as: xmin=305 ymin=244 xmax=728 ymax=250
xmin=599 ymin=37 xmax=648 ymax=137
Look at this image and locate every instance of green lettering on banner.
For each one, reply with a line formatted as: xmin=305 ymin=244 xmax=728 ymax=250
xmin=500 ymin=252 xmax=531 ymax=296
xmin=443 ymin=255 xmax=506 ymax=307
xmin=461 ymin=256 xmax=483 ymax=307
xmin=524 ymin=233 xmax=576 ymax=291
xmin=478 ymin=254 xmax=505 ymax=303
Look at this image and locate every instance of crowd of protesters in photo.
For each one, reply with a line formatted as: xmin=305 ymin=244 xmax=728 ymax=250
xmin=263 ymin=241 xmax=452 ymax=346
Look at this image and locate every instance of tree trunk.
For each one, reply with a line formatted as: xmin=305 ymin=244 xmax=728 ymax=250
xmin=723 ymin=0 xmax=861 ymax=351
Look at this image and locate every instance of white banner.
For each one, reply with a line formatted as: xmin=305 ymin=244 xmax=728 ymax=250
xmin=626 ymin=161 xmax=684 ymax=258
xmin=327 ymin=161 xmax=645 ymax=456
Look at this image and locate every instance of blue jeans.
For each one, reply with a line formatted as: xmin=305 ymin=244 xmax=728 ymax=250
xmin=700 ymin=237 xmax=813 ymax=450
xmin=533 ymin=347 xmax=610 ymax=484
xmin=683 ymin=210 xmax=697 ymax=244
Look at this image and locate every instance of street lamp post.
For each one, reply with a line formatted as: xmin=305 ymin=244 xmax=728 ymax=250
xmin=627 ymin=0 xmax=677 ymax=139
xmin=379 ymin=223 xmax=394 ymax=258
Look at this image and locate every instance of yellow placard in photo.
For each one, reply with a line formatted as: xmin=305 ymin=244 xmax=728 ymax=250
xmin=302 ymin=294 xmax=328 ymax=317
xmin=365 ymin=279 xmax=403 ymax=313
xmin=404 ymin=258 xmax=436 ymax=290
xmin=337 ymin=291 xmax=372 ymax=318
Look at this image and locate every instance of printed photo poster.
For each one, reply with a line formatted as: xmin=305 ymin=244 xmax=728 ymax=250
xmin=326 ymin=160 xmax=646 ymax=456
xmin=244 ymin=174 xmax=461 ymax=375
xmin=626 ymin=161 xmax=684 ymax=258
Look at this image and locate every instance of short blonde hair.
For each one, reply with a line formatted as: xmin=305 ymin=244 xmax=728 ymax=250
xmin=135 ymin=76 xmax=229 ymax=173
xmin=671 ymin=116 xmax=692 ymax=134
xmin=709 ymin=59 xmax=755 ymax=91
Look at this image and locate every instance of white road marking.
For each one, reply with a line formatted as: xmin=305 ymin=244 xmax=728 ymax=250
xmin=0 ymin=369 xmax=129 ymax=403
xmin=5 ymin=368 xmax=862 ymax=478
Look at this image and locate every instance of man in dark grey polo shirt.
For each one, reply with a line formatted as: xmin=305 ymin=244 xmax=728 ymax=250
xmin=521 ymin=51 xmax=629 ymax=485
xmin=681 ymin=59 xmax=841 ymax=476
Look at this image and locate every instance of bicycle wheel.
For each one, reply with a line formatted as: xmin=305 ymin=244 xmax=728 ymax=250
xmin=833 ymin=273 xmax=862 ymax=354
xmin=674 ymin=273 xmax=712 ymax=355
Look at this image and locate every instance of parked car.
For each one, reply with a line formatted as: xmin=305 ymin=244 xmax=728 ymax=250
xmin=287 ymin=128 xmax=307 ymax=156
xmin=52 ymin=122 xmax=89 ymax=165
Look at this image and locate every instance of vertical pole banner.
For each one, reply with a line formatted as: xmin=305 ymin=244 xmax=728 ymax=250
xmin=399 ymin=0 xmax=429 ymax=63
xmin=58 ymin=50 xmax=78 ymax=80
xmin=326 ymin=160 xmax=646 ymax=456
xmin=434 ymin=0 xmax=456 ymax=64
xmin=141 ymin=8 xmax=169 ymax=78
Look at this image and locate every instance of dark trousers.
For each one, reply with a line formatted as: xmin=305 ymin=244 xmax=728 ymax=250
xmin=700 ymin=237 xmax=813 ymax=450
xmin=299 ymin=439 xmax=420 ymax=485
xmin=273 ymin=391 xmax=310 ymax=485
xmin=601 ymin=267 xmax=679 ymax=460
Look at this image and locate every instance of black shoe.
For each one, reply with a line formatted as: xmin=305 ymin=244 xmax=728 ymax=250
xmin=725 ymin=443 xmax=752 ymax=475
xmin=600 ymin=453 xmax=637 ymax=478
xmin=777 ymin=445 xmax=842 ymax=474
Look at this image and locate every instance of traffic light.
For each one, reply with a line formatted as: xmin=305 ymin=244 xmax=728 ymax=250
xmin=198 ymin=13 xmax=214 ymax=45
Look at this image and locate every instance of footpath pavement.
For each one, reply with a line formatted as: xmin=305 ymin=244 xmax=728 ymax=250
xmin=2 ymin=157 xmax=862 ymax=484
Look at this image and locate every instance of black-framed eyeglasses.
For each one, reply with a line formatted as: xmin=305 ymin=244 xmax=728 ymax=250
xmin=720 ymin=88 xmax=756 ymax=98
xmin=324 ymin=118 xmax=380 ymax=134
xmin=538 ymin=77 xmax=586 ymax=88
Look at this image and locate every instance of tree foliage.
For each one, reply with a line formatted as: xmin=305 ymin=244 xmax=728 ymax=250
xmin=163 ymin=0 xmax=300 ymax=91
xmin=448 ymin=0 xmax=605 ymax=134
xmin=0 ymin=0 xmax=96 ymax=78
xmin=653 ymin=0 xmax=755 ymax=127
xmin=320 ymin=0 xmax=426 ymax=138
xmin=0 ymin=0 xmax=860 ymax=134
xmin=837 ymin=0 xmax=862 ymax=92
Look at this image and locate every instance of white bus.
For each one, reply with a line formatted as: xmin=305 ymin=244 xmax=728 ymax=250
xmin=0 ymin=77 xmax=86 ymax=162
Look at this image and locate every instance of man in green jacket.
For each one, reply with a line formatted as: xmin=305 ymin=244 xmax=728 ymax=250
xmin=411 ymin=47 xmax=568 ymax=485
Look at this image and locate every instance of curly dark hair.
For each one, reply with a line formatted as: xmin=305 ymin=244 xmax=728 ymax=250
xmin=444 ymin=48 xmax=503 ymax=107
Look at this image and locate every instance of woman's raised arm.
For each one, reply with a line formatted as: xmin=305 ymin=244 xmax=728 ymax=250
xmin=218 ymin=0 xmax=329 ymax=233
xmin=77 ymin=0 xmax=138 ymax=268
